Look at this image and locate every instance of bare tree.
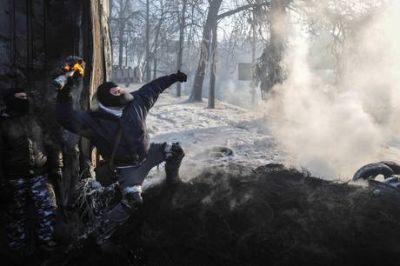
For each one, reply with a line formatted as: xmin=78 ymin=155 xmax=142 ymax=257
xmin=145 ymin=0 xmax=151 ymax=81
xmin=189 ymin=0 xmax=270 ymax=104
xmin=208 ymin=23 xmax=217 ymax=108
xmin=189 ymin=0 xmax=223 ymax=102
xmin=176 ymin=0 xmax=188 ymax=97
xmin=110 ymin=0 xmax=134 ymax=68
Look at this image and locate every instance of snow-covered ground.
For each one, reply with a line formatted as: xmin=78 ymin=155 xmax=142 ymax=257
xmin=127 ymin=83 xmax=400 ymax=184
xmin=142 ymin=90 xmax=283 ymax=182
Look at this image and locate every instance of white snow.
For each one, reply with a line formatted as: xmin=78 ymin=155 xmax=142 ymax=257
xmin=142 ymin=90 xmax=282 ymax=183
xmin=126 ymin=84 xmax=400 ymax=184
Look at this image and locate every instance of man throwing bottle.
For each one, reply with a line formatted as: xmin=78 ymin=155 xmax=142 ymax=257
xmin=55 ymin=58 xmax=186 ymax=244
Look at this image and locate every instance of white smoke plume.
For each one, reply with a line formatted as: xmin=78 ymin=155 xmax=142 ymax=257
xmin=265 ymin=0 xmax=400 ymax=179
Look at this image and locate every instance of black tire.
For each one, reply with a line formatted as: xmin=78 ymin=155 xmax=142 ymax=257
xmin=352 ymin=162 xmax=394 ymax=181
xmin=381 ymin=161 xmax=400 ymax=175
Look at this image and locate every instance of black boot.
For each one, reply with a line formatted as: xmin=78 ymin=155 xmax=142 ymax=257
xmin=165 ymin=143 xmax=185 ymax=186
xmin=95 ymin=190 xmax=142 ymax=246
xmin=95 ymin=201 xmax=132 ymax=245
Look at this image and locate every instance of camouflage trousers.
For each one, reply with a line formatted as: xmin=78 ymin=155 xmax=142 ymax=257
xmin=6 ymin=175 xmax=56 ymax=249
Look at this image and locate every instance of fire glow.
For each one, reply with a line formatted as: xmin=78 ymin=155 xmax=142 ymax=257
xmin=64 ymin=62 xmax=85 ymax=76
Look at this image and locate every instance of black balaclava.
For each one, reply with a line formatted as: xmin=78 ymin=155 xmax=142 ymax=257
xmin=97 ymin=82 xmax=133 ymax=107
xmin=3 ymin=88 xmax=29 ymax=116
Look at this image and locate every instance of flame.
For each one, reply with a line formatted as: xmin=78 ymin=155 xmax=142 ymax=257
xmin=63 ymin=65 xmax=71 ymax=72
xmin=63 ymin=62 xmax=85 ymax=76
xmin=72 ymin=63 xmax=85 ymax=76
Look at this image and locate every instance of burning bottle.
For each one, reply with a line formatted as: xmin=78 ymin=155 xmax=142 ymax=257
xmin=53 ymin=56 xmax=85 ymax=90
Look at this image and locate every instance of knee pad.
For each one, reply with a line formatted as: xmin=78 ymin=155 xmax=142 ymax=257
xmin=122 ymin=185 xmax=143 ymax=209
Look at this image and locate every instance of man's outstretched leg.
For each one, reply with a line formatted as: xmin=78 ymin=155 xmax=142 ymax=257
xmin=95 ymin=142 xmax=184 ymax=244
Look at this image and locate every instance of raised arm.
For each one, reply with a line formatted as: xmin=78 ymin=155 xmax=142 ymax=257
xmin=56 ymin=84 xmax=95 ymax=139
xmin=133 ymin=71 xmax=187 ymax=112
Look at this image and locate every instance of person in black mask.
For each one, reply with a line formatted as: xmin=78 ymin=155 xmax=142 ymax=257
xmin=2 ymin=88 xmax=30 ymax=115
xmin=56 ymin=67 xmax=187 ymax=245
xmin=96 ymin=81 xmax=134 ymax=107
xmin=0 ymin=88 xmax=63 ymax=254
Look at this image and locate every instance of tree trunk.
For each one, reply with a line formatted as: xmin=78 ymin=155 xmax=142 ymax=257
xmin=251 ymin=10 xmax=256 ymax=104
xmin=117 ymin=27 xmax=124 ymax=68
xmin=208 ymin=24 xmax=217 ymax=109
xmin=176 ymin=0 xmax=187 ymax=97
xmin=125 ymin=40 xmax=128 ymax=67
xmin=189 ymin=0 xmax=222 ymax=102
xmin=145 ymin=0 xmax=151 ymax=82
xmin=153 ymin=58 xmax=157 ymax=79
xmin=152 ymin=8 xmax=165 ymax=80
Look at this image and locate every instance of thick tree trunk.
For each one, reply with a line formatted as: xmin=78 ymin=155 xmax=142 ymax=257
xmin=102 ymin=0 xmax=113 ymax=81
xmin=152 ymin=9 xmax=165 ymax=80
xmin=145 ymin=0 xmax=151 ymax=82
xmin=208 ymin=24 xmax=217 ymax=109
xmin=189 ymin=0 xmax=222 ymax=102
xmin=176 ymin=0 xmax=187 ymax=97
xmin=118 ymin=26 xmax=123 ymax=68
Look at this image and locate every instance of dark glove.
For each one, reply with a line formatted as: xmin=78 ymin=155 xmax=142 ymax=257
xmin=176 ymin=70 xmax=187 ymax=82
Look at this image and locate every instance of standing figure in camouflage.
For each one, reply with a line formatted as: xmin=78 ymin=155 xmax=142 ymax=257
xmin=0 ymin=88 xmax=63 ymax=253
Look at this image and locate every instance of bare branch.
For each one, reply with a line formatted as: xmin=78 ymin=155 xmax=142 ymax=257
xmin=217 ymin=2 xmax=271 ymax=21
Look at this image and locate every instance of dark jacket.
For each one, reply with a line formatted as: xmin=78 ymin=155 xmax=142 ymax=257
xmin=56 ymin=74 xmax=178 ymax=165
xmin=0 ymin=113 xmax=63 ymax=180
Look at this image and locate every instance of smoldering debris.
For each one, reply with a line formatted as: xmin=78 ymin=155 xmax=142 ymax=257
xmin=16 ymin=163 xmax=400 ymax=266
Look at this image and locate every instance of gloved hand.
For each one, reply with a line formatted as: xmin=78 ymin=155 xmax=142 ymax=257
xmin=176 ymin=70 xmax=187 ymax=82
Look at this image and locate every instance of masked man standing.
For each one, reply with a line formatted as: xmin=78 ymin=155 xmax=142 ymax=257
xmin=0 ymin=88 xmax=63 ymax=253
xmin=56 ymin=67 xmax=187 ymax=244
